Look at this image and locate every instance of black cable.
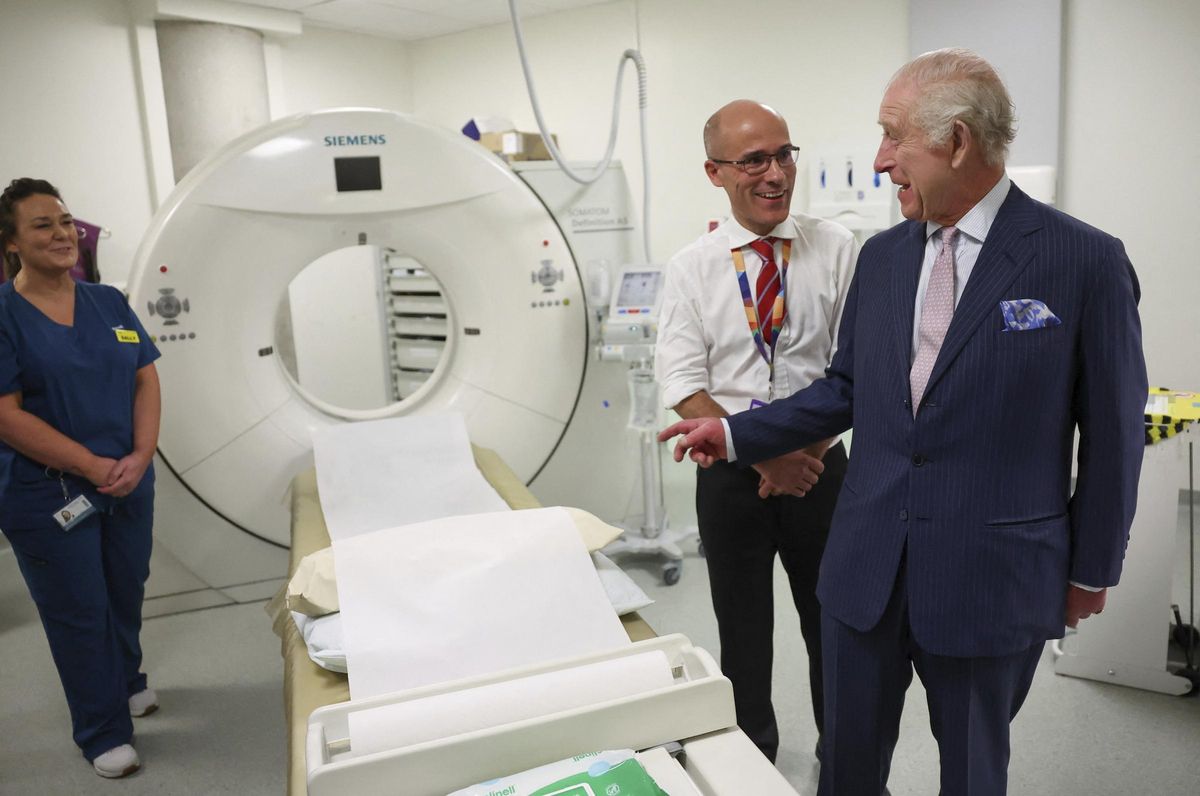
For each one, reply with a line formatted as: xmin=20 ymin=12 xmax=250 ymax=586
xmin=157 ymin=449 xmax=288 ymax=550
xmin=1189 ymin=440 xmax=1196 ymax=669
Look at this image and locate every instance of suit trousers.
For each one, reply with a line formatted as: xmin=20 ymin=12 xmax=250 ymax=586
xmin=2 ymin=490 xmax=154 ymax=761
xmin=695 ymin=441 xmax=846 ymax=762
xmin=818 ymin=556 xmax=1044 ymax=796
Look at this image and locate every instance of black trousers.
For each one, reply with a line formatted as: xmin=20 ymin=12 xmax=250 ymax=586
xmin=695 ymin=441 xmax=846 ymax=762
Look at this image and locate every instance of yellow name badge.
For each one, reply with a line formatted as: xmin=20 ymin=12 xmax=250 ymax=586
xmin=115 ymin=329 xmax=140 ymax=344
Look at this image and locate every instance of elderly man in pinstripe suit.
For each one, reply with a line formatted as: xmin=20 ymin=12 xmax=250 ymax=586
xmin=660 ymin=48 xmax=1147 ymax=795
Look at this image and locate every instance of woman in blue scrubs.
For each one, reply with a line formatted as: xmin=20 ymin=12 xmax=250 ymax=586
xmin=0 ymin=178 xmax=161 ymax=779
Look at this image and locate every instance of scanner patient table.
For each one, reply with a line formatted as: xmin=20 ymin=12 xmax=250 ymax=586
xmin=270 ymin=446 xmax=655 ymax=796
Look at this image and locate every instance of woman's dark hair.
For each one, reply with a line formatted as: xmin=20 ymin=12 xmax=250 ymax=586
xmin=1 ymin=178 xmax=63 ymax=280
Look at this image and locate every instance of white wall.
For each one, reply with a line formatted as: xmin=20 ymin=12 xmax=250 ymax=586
xmin=409 ymin=0 xmax=1200 ymax=395
xmin=408 ymin=1 xmax=646 ymax=244
xmin=409 ymin=0 xmax=909 ymax=263
xmin=1 ymin=0 xmax=1195 ymax=395
xmin=268 ymin=25 xmax=412 ymax=117
xmin=0 ymin=2 xmax=414 ymax=283
xmin=635 ymin=0 xmax=908 ymax=258
xmin=1060 ymin=0 xmax=1200 ymax=391
xmin=909 ymin=0 xmax=1062 ymax=169
xmin=0 ymin=0 xmax=157 ymax=285
xmin=288 ymin=246 xmax=391 ymax=410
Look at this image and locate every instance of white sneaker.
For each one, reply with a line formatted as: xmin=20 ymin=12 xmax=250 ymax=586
xmin=93 ymin=744 xmax=140 ymax=778
xmin=129 ymin=687 xmax=159 ymax=717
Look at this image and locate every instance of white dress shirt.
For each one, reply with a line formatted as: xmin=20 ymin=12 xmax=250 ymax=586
xmin=910 ymin=175 xmax=1011 ymax=361
xmin=656 ymin=213 xmax=858 ymax=416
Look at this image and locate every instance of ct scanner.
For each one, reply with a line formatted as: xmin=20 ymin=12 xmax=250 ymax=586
xmin=128 ymin=108 xmax=643 ymax=596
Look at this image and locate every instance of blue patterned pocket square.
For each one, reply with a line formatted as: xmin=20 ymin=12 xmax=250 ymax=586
xmin=999 ymin=299 xmax=1061 ymax=331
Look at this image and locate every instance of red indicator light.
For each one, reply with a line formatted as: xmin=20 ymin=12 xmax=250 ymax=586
xmin=159 ymin=265 xmax=168 ymax=273
xmin=542 ymin=240 xmax=549 ymax=247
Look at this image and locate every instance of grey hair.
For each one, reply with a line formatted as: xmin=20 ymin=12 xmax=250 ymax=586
xmin=890 ymin=48 xmax=1016 ymax=167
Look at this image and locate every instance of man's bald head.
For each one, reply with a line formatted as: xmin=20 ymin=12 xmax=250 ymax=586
xmin=703 ymin=100 xmax=788 ymax=159
xmin=702 ymin=100 xmax=796 ymax=236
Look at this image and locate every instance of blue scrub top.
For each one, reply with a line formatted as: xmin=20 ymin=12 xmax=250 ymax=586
xmin=0 ymin=281 xmax=161 ymax=526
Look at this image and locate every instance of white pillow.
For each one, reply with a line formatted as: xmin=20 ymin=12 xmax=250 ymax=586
xmin=590 ymin=551 xmax=654 ymax=615
xmin=290 ymin=611 xmax=347 ymax=673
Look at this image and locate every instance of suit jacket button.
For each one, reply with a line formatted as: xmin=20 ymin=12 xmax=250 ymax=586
xmin=899 ymin=509 xmax=909 ymax=521
xmin=911 ymin=454 xmax=926 ymax=466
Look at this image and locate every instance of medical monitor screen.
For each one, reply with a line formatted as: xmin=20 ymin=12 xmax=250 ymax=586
xmin=334 ymin=156 xmax=382 ymax=192
xmin=615 ymin=270 xmax=663 ymax=309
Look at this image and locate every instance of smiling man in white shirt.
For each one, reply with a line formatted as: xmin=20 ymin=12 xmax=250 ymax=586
xmin=654 ymin=99 xmax=857 ymax=764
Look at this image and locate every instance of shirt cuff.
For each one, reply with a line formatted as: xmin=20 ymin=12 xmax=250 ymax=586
xmin=1069 ymin=581 xmax=1104 ymax=592
xmin=722 ymin=418 xmax=737 ymax=462
xmin=660 ymin=378 xmax=708 ymax=412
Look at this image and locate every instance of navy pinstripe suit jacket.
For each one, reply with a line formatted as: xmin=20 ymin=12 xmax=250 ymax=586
xmin=727 ymin=184 xmax=1147 ymax=657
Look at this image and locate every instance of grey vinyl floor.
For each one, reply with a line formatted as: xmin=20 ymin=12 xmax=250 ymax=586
xmin=1 ymin=471 xmax=1198 ymax=794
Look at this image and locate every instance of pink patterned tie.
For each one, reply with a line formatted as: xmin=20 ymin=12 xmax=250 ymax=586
xmin=910 ymin=226 xmax=957 ymax=416
xmin=749 ymin=237 xmax=780 ymax=346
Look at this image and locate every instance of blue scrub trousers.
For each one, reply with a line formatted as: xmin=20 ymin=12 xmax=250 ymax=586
xmin=2 ymin=490 xmax=154 ymax=761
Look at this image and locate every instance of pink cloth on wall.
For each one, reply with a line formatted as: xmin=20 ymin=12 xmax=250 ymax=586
xmin=72 ymin=218 xmax=101 ymax=283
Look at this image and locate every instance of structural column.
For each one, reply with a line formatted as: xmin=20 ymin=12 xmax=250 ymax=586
xmin=155 ymin=20 xmax=270 ymax=181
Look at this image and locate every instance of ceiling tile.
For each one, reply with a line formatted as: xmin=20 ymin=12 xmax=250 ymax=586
xmin=411 ymin=0 xmax=514 ymax=26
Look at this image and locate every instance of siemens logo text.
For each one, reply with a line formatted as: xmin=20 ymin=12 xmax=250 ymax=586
xmin=323 ymin=134 xmax=387 ymax=147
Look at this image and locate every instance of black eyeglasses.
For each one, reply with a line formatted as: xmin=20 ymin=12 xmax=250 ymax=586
xmin=709 ymin=145 xmax=800 ymax=175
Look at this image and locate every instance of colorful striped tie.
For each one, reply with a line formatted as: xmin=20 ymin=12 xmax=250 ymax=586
xmin=749 ymin=237 xmax=780 ymax=346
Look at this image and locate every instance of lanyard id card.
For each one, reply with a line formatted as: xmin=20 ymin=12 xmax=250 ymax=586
xmin=52 ymin=477 xmax=96 ymax=532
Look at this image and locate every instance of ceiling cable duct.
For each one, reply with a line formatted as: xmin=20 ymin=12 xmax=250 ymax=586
xmin=508 ymin=0 xmax=652 ymax=261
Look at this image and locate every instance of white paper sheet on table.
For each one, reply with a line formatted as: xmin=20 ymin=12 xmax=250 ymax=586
xmin=312 ymin=413 xmax=508 ymax=541
xmin=334 ymin=506 xmax=631 ymax=700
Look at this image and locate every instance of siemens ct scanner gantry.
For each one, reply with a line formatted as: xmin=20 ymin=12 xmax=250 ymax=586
xmin=128 ymin=108 xmax=642 ymax=594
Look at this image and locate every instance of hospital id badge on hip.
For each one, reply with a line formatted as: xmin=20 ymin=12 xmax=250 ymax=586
xmin=53 ymin=477 xmax=96 ymax=532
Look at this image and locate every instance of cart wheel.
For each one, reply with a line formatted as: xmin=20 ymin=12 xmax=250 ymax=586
xmin=1179 ymin=667 xmax=1200 ymax=697
xmin=662 ymin=563 xmax=681 ymax=586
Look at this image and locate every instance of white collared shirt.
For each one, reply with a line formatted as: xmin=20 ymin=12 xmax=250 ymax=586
xmin=656 ymin=214 xmax=858 ymax=415
xmin=910 ymin=175 xmax=1012 ymax=361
